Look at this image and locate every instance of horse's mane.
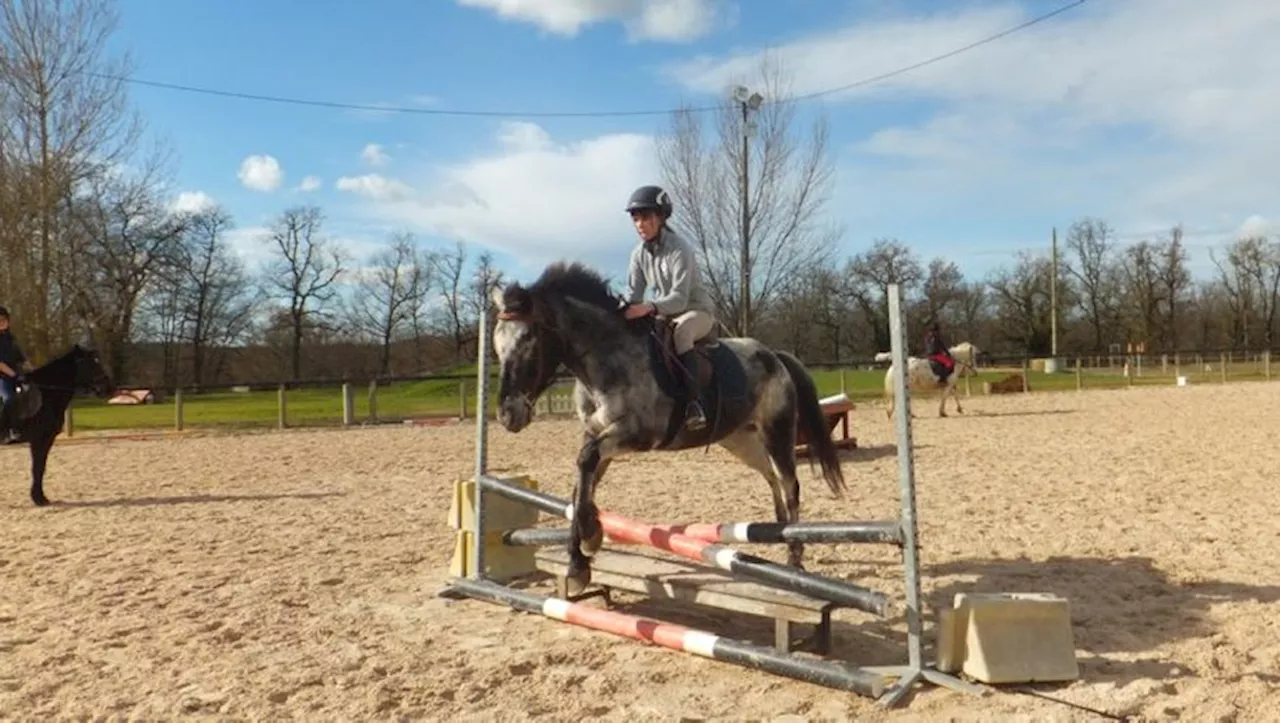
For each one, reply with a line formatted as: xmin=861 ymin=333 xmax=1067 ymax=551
xmin=527 ymin=261 xmax=619 ymax=312
xmin=28 ymin=344 xmax=88 ymax=379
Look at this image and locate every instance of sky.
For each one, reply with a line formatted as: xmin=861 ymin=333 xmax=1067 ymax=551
xmin=108 ymin=0 xmax=1280 ymax=288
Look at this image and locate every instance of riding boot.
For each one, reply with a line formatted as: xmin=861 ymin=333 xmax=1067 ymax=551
xmin=678 ymin=350 xmax=708 ymax=431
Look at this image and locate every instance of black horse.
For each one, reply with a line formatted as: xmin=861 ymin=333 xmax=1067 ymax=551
xmin=3 ymin=345 xmax=113 ymax=506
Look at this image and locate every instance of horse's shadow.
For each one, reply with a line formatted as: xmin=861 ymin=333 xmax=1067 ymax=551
xmin=46 ymin=491 xmax=346 ymax=509
xmin=966 ymin=409 xmax=1077 ymax=418
xmin=835 ymin=443 xmax=928 ymax=463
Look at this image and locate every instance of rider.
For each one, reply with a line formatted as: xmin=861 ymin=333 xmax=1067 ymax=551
xmin=0 ymin=306 xmax=30 ymax=443
xmin=924 ymin=318 xmax=955 ymax=380
xmin=621 ymin=184 xmax=718 ymax=431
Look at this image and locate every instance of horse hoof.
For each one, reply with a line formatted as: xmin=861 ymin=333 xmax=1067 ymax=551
xmin=31 ymin=496 xmax=49 ymax=507
xmin=579 ymin=527 xmax=604 ymax=558
xmin=565 ymin=568 xmax=592 ymax=597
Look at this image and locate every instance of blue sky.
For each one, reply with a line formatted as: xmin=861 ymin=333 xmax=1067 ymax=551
xmin=110 ymin=0 xmax=1279 ymax=287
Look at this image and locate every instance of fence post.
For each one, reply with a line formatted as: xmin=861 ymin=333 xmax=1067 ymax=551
xmin=174 ymin=388 xmax=184 ymax=431
xmin=64 ymin=404 xmax=74 ymax=438
xmin=342 ymin=382 xmax=354 ymax=426
xmin=1021 ymin=357 xmax=1030 ymax=393
xmin=839 ymin=368 xmax=847 ymax=395
xmin=1266 ymin=350 xmax=1272 ymax=381
xmin=1075 ymin=356 xmax=1082 ymax=391
xmin=459 ymin=380 xmax=468 ymax=419
xmin=1220 ymin=352 xmax=1227 ymax=383
xmin=278 ymin=383 xmax=287 ymax=429
xmin=368 ymin=380 xmax=378 ymax=423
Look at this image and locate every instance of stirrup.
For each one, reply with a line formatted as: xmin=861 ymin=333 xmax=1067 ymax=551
xmin=685 ymin=402 xmax=707 ymax=430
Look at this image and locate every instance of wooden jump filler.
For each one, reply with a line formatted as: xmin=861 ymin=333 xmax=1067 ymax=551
xmin=441 ymin=283 xmax=986 ymax=708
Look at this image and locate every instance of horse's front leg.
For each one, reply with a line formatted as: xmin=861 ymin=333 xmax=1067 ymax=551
xmin=29 ymin=435 xmax=53 ymax=507
xmin=564 ymin=432 xmax=616 ymax=596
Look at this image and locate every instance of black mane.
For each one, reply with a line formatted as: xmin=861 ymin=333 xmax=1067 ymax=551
xmin=526 ymin=261 xmax=621 ymax=314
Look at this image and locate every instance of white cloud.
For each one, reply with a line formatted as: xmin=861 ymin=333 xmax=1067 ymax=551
xmin=455 ymin=0 xmax=727 ymax=42
xmin=338 ymin=121 xmax=658 ymax=269
xmin=1238 ymin=215 xmax=1277 ymax=240
xmin=237 ymin=154 xmax=284 ymax=192
xmin=360 ymin=143 xmax=389 ymax=167
xmin=224 ymin=225 xmax=271 ymax=267
xmin=335 ymin=173 xmax=414 ymax=202
xmin=171 ymin=190 xmax=215 ymax=214
xmin=664 ymin=0 xmax=1280 ymax=253
xmin=297 ymin=175 xmax=323 ymax=192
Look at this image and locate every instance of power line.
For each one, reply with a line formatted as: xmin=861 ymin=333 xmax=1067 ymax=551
xmin=89 ymin=0 xmax=1088 ymax=119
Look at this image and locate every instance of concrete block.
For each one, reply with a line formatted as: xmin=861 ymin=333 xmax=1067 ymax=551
xmin=448 ymin=475 xmax=541 ymax=532
xmin=953 ymin=592 xmax=1079 ymax=684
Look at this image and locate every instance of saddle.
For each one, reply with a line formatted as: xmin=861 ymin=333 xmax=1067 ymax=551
xmin=650 ymin=315 xmax=719 ymax=392
xmin=11 ymin=383 xmax=42 ymax=421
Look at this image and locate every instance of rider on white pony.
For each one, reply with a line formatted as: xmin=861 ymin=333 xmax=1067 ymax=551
xmin=924 ymin=319 xmax=956 ymax=381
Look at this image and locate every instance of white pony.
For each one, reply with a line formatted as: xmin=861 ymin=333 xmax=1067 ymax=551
xmin=874 ymin=342 xmax=980 ymax=418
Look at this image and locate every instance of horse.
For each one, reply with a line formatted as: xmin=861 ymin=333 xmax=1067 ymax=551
xmin=875 ymin=342 xmax=978 ymax=419
xmin=488 ymin=261 xmax=848 ymax=596
xmin=2 ymin=344 xmax=114 ymax=506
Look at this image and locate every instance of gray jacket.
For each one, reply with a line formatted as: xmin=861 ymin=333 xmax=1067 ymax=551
xmin=625 ymin=227 xmax=717 ymax=317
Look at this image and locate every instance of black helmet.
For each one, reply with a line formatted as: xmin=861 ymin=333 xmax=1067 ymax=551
xmin=625 ymin=185 xmax=673 ymax=219
xmin=0 ymin=306 xmax=9 ymax=318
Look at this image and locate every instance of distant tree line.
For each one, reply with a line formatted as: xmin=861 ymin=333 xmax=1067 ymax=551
xmin=2 ymin=2 xmax=1276 ymax=390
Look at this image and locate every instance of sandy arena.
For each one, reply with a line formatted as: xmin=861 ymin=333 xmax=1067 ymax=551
xmin=2 ymin=382 xmax=1279 ymax=721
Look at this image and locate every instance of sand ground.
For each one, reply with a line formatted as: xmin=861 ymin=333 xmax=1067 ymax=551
xmin=1 ymin=382 xmax=1278 ymax=721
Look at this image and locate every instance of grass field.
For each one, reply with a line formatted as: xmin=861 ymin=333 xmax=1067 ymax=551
xmin=60 ymin=358 xmax=1275 ymax=434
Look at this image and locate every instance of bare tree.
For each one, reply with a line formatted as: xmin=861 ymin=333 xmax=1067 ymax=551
xmin=430 ymin=240 xmax=470 ymax=360
xmin=986 ymin=251 xmax=1064 ymax=354
xmin=172 ymin=205 xmax=259 ymax=385
xmin=346 ymin=231 xmax=432 ymax=376
xmin=918 ymin=257 xmax=966 ymax=326
xmin=260 ymin=205 xmax=346 ymax=379
xmin=656 ymin=54 xmax=840 ymax=335
xmin=1064 ymin=217 xmax=1122 ymax=351
xmin=61 ymin=159 xmax=186 ymax=380
xmin=0 ymin=0 xmax=145 ymax=359
xmin=846 ymin=238 xmax=923 ymax=351
xmin=1211 ymin=235 xmax=1280 ymax=348
xmin=1157 ymin=225 xmax=1192 ymax=350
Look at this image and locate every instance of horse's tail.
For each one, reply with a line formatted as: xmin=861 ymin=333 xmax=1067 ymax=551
xmin=776 ymin=351 xmax=847 ymax=499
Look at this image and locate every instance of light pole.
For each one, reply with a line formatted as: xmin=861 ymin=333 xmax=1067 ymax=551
xmin=733 ymin=84 xmax=763 ymax=336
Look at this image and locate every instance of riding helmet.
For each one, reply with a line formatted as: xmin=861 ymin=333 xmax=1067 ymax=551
xmin=625 ymin=185 xmax=673 ymax=219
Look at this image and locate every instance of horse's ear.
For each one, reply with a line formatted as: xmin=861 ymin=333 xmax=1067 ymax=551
xmin=490 ymin=283 xmax=507 ymax=313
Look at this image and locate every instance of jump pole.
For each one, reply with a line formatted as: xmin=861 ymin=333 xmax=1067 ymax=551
xmin=871 ymin=283 xmax=986 ymax=706
xmin=475 ymin=473 xmax=893 ymax=616
xmin=503 ymin=520 xmax=903 ymax=547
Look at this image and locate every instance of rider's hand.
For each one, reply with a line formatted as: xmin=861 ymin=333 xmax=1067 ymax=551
xmin=624 ymin=303 xmax=655 ymax=320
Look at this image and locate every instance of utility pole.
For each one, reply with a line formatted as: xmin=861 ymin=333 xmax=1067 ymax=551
xmin=1050 ymin=226 xmax=1059 ymax=357
xmin=733 ymin=85 xmax=763 ymax=336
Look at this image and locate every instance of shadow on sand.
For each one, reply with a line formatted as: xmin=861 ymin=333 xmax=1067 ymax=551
xmin=50 ymin=491 xmax=346 ymax=509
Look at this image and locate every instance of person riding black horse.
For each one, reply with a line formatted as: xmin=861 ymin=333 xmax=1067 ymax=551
xmin=0 ymin=305 xmax=31 ymax=444
xmin=924 ymin=319 xmax=956 ymax=381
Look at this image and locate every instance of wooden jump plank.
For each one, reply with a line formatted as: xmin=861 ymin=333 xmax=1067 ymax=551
xmin=533 ymin=547 xmax=839 ymax=653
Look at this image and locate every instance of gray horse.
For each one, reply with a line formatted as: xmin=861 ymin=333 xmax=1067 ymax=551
xmin=489 ymin=261 xmax=848 ymax=595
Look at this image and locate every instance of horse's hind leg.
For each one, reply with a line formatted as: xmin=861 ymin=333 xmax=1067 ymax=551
xmin=718 ymin=429 xmax=804 ymax=569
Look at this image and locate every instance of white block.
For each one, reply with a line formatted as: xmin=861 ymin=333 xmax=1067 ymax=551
xmin=952 ymin=592 xmax=1079 ymax=684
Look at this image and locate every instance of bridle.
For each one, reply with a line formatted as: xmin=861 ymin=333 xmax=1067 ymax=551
xmin=495 ymin=308 xmax=558 ymax=416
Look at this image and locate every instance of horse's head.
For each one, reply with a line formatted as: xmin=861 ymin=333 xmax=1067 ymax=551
xmin=489 ymin=282 xmax=566 ymax=433
xmin=70 ymin=344 xmax=114 ymax=397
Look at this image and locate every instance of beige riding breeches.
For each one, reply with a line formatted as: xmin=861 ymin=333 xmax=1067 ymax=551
xmin=672 ymin=310 xmax=715 ymax=354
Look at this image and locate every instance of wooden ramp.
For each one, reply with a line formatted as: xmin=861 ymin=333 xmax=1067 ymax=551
xmin=796 ymin=394 xmax=858 ymax=457
xmin=534 ymin=547 xmax=847 ymax=653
